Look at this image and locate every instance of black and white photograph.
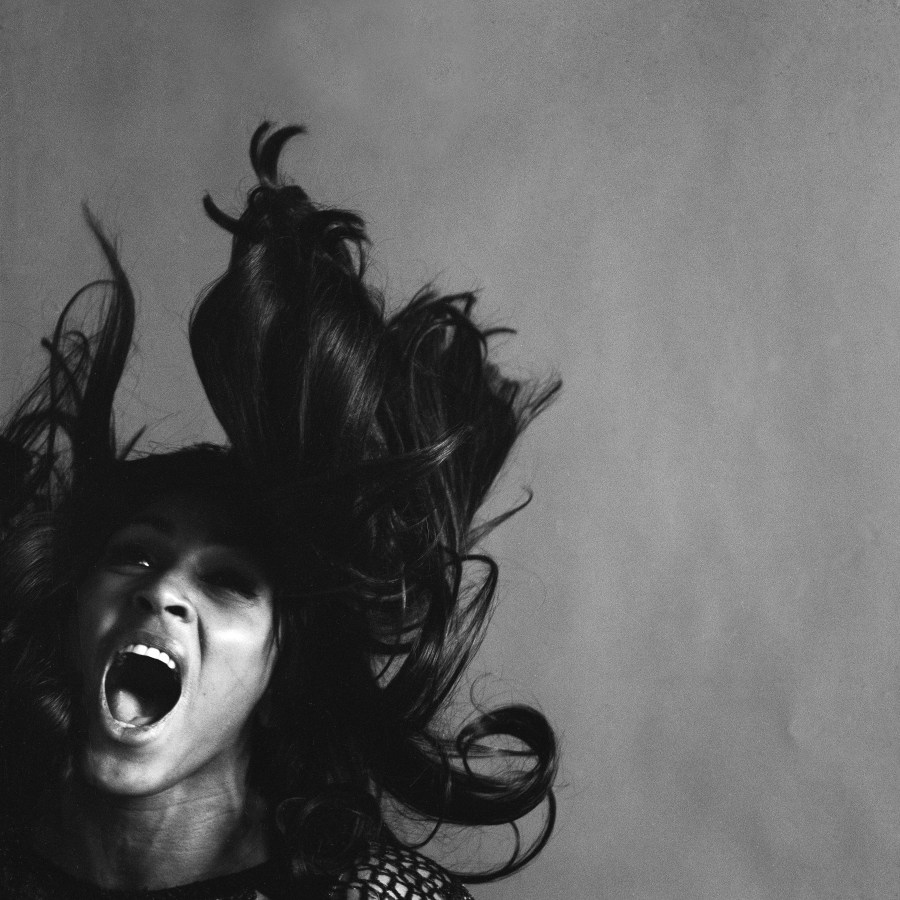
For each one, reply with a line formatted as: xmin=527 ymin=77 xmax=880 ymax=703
xmin=3 ymin=2 xmax=900 ymax=898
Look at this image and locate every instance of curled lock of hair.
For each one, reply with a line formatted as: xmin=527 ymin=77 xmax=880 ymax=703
xmin=194 ymin=123 xmax=561 ymax=880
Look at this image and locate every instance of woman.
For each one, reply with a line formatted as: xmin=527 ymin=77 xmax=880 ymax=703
xmin=0 ymin=124 xmax=559 ymax=899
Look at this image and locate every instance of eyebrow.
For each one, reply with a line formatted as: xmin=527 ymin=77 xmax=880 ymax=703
xmin=125 ymin=514 xmax=175 ymax=536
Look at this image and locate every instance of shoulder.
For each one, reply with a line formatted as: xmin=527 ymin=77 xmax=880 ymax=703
xmin=327 ymin=843 xmax=474 ymax=900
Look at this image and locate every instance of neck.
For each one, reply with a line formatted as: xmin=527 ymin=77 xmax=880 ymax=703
xmin=36 ymin=770 xmax=269 ymax=890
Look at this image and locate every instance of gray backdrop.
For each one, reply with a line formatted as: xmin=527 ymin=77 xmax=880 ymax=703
xmin=4 ymin=1 xmax=900 ymax=898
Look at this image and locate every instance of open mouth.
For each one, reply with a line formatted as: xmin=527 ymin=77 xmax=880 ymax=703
xmin=104 ymin=644 xmax=182 ymax=728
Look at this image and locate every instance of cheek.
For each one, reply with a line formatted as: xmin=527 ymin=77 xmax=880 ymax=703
xmin=209 ymin=611 xmax=278 ymax=695
xmin=71 ymin=578 xmax=121 ymax=663
xmin=76 ymin=574 xmax=114 ymax=620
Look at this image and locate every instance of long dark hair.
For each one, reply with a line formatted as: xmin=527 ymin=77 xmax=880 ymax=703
xmin=0 ymin=124 xmax=560 ymax=883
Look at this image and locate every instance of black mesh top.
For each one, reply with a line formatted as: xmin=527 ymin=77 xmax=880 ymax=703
xmin=331 ymin=845 xmax=473 ymax=899
xmin=0 ymin=838 xmax=474 ymax=900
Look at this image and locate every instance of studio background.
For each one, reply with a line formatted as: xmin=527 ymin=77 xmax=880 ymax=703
xmin=4 ymin=1 xmax=900 ymax=897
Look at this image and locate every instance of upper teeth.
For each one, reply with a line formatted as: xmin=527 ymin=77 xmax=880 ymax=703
xmin=121 ymin=643 xmax=177 ymax=671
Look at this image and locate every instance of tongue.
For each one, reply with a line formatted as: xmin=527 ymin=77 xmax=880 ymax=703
xmin=108 ymin=687 xmax=165 ymax=727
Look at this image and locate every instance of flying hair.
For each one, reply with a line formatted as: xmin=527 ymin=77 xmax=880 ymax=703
xmin=0 ymin=123 xmax=561 ymax=883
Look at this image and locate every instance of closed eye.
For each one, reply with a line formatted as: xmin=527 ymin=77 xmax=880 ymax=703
xmin=202 ymin=567 xmax=262 ymax=599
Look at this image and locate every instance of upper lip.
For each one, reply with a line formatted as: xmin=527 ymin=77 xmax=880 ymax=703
xmin=102 ymin=628 xmax=187 ymax=681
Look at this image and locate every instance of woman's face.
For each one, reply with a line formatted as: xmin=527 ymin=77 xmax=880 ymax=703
xmin=74 ymin=493 xmax=277 ymax=798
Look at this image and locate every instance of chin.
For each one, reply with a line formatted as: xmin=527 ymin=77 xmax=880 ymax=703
xmin=78 ymin=743 xmax=180 ymax=798
xmin=78 ymin=718 xmax=254 ymax=801
xmin=81 ymin=758 xmax=171 ymax=797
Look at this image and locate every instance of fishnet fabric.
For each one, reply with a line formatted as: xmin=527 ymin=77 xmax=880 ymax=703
xmin=331 ymin=846 xmax=474 ymax=900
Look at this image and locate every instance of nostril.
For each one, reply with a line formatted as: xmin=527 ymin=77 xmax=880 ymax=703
xmin=132 ymin=589 xmax=193 ymax=622
xmin=164 ymin=602 xmax=191 ymax=621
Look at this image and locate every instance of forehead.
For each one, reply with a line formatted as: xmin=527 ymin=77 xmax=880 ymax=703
xmin=118 ymin=493 xmax=255 ymax=550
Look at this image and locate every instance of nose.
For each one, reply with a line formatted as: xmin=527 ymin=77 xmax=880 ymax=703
xmin=132 ymin=573 xmax=196 ymax=624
